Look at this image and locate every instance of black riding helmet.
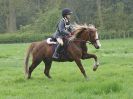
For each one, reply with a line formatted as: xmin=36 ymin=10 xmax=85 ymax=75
xmin=62 ymin=8 xmax=73 ymax=17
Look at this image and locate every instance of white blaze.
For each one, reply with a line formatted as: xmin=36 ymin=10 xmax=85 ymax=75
xmin=96 ymin=32 xmax=101 ymax=47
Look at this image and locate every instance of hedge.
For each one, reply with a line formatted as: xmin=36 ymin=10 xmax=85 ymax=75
xmin=0 ymin=31 xmax=132 ymax=43
xmin=0 ymin=33 xmax=50 ymax=43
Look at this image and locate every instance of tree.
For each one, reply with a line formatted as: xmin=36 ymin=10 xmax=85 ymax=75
xmin=8 ymin=0 xmax=16 ymax=32
xmin=96 ymin=0 xmax=104 ymax=29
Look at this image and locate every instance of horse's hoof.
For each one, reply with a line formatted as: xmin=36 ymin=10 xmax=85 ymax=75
xmin=85 ymin=76 xmax=89 ymax=81
xmin=93 ymin=65 xmax=98 ymax=71
xmin=45 ymin=74 xmax=52 ymax=79
xmin=48 ymin=76 xmax=52 ymax=79
xmin=85 ymin=77 xmax=89 ymax=81
xmin=28 ymin=75 xmax=31 ymax=79
xmin=26 ymin=76 xmax=31 ymax=79
xmin=93 ymin=63 xmax=99 ymax=71
xmin=25 ymin=74 xmax=31 ymax=79
xmin=93 ymin=67 xmax=97 ymax=71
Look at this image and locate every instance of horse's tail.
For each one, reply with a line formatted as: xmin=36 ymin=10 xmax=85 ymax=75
xmin=24 ymin=43 xmax=34 ymax=76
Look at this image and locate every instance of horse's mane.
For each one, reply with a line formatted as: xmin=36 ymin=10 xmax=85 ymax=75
xmin=69 ymin=23 xmax=96 ymax=41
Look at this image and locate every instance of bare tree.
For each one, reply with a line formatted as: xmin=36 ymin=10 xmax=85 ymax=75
xmin=36 ymin=0 xmax=41 ymax=9
xmin=8 ymin=0 xmax=16 ymax=32
xmin=96 ymin=0 xmax=104 ymax=29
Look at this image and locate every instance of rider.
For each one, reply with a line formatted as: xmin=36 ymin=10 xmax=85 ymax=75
xmin=52 ymin=8 xmax=73 ymax=59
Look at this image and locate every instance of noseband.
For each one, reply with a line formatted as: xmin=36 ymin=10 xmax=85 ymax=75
xmin=89 ymin=38 xmax=99 ymax=44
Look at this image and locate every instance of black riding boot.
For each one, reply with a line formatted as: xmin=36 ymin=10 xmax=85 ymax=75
xmin=52 ymin=44 xmax=61 ymax=59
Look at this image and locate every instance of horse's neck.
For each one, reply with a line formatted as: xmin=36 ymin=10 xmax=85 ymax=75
xmin=73 ymin=41 xmax=88 ymax=52
xmin=76 ymin=32 xmax=87 ymax=41
xmin=80 ymin=42 xmax=88 ymax=52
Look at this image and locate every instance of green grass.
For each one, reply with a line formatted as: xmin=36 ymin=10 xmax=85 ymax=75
xmin=0 ymin=38 xmax=133 ymax=99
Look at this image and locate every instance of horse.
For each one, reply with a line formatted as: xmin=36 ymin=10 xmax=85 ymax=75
xmin=24 ymin=24 xmax=101 ymax=80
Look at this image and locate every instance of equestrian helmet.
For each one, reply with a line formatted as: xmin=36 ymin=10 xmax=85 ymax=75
xmin=62 ymin=8 xmax=73 ymax=17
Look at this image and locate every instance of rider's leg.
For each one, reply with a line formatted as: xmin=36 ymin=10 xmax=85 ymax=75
xmin=52 ymin=38 xmax=63 ymax=58
xmin=52 ymin=44 xmax=61 ymax=58
xmin=57 ymin=38 xmax=63 ymax=46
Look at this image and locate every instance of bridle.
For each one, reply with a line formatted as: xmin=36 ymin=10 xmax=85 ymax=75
xmin=70 ymin=29 xmax=99 ymax=45
xmin=87 ymin=29 xmax=99 ymax=44
xmin=66 ymin=28 xmax=99 ymax=44
xmin=89 ymin=38 xmax=99 ymax=44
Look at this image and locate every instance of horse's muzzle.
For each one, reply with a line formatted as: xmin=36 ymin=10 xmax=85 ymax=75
xmin=96 ymin=46 xmax=100 ymax=49
xmin=93 ymin=43 xmax=100 ymax=49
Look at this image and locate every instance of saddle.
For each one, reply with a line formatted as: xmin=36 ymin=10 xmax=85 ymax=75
xmin=46 ymin=37 xmax=70 ymax=61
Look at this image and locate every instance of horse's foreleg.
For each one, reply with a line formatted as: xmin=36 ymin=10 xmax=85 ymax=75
xmin=83 ymin=53 xmax=99 ymax=71
xmin=75 ymin=58 xmax=88 ymax=80
xmin=43 ymin=58 xmax=52 ymax=79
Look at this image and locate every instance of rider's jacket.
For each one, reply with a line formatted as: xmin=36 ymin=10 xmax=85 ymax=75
xmin=53 ymin=17 xmax=73 ymax=38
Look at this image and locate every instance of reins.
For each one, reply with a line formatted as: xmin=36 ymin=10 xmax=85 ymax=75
xmin=69 ymin=38 xmax=99 ymax=44
xmin=73 ymin=39 xmax=92 ymax=44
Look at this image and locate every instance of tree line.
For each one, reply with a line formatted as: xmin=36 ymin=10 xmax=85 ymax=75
xmin=0 ymin=0 xmax=132 ymax=39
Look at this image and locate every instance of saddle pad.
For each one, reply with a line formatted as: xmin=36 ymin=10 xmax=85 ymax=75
xmin=46 ymin=38 xmax=57 ymax=44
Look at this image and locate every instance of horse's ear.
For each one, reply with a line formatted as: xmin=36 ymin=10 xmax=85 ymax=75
xmin=83 ymin=28 xmax=87 ymax=31
xmin=81 ymin=28 xmax=88 ymax=33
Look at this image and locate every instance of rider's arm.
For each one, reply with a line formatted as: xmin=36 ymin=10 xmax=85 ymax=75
xmin=58 ymin=19 xmax=70 ymax=35
xmin=68 ymin=24 xmax=74 ymax=33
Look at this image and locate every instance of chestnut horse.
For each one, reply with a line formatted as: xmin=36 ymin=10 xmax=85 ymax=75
xmin=24 ymin=24 xmax=101 ymax=80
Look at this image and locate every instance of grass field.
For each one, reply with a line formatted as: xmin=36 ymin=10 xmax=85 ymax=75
xmin=0 ymin=38 xmax=133 ymax=99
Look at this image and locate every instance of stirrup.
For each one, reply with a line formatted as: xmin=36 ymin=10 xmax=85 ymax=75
xmin=52 ymin=53 xmax=59 ymax=59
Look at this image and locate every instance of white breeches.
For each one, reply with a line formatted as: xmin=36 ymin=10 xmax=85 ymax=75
xmin=57 ymin=38 xmax=64 ymax=46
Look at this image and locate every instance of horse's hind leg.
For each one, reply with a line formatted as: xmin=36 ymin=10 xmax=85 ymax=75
xmin=43 ymin=58 xmax=52 ymax=78
xmin=75 ymin=58 xmax=88 ymax=80
xmin=28 ymin=58 xmax=42 ymax=79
